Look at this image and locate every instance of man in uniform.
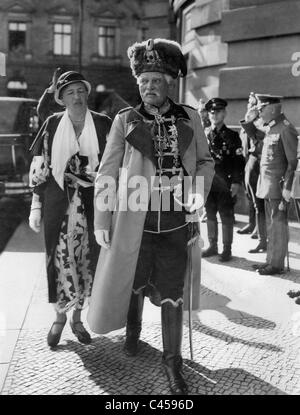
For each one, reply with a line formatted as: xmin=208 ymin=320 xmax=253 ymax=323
xmin=239 ymin=92 xmax=267 ymax=253
xmin=87 ymin=38 xmax=214 ymax=395
xmin=253 ymin=94 xmax=298 ymax=275
xmin=202 ymin=98 xmax=245 ymax=261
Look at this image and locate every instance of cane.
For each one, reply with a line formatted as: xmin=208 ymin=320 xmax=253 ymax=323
xmin=187 ymin=222 xmax=201 ymax=361
xmin=279 ymin=198 xmax=290 ymax=272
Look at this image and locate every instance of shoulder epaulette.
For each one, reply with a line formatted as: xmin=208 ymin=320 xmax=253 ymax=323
xmin=118 ymin=106 xmax=133 ymax=114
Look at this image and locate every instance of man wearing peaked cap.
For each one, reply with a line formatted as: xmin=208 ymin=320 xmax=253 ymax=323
xmin=238 ymin=92 xmax=267 ymax=254
xmin=202 ymin=97 xmax=245 ymax=262
xmin=253 ymin=93 xmax=298 ymax=275
xmin=88 ymin=38 xmax=214 ymax=395
xmin=255 ymin=94 xmax=282 ymax=109
xmin=205 ymin=97 xmax=228 ymax=112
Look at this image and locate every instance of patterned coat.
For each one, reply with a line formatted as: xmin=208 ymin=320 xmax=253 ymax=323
xmin=30 ymin=111 xmax=111 ymax=302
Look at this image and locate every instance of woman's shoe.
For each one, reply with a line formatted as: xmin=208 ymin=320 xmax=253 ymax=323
xmin=70 ymin=320 xmax=92 ymax=344
xmin=47 ymin=320 xmax=66 ymax=347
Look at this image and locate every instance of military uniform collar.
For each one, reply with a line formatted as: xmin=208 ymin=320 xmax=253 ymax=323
xmin=126 ymin=98 xmax=190 ymax=123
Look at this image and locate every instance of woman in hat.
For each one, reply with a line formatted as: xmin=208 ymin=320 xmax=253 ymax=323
xmin=28 ymin=71 xmax=111 ymax=347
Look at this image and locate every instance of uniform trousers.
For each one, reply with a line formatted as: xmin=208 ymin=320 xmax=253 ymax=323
xmin=205 ymin=179 xmax=235 ymax=248
xmin=245 ymin=155 xmax=266 ymax=243
xmin=265 ymin=199 xmax=288 ymax=269
xmin=133 ymin=211 xmax=189 ymax=303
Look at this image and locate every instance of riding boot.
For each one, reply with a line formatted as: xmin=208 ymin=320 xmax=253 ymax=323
xmin=202 ymin=219 xmax=218 ymax=257
xmin=161 ymin=302 xmax=188 ymax=395
xmin=124 ymin=291 xmax=144 ymax=356
xmin=219 ymin=224 xmax=233 ymax=262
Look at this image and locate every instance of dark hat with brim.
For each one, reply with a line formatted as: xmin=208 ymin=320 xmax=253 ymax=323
xmin=255 ymin=94 xmax=282 ymax=110
xmin=54 ymin=71 xmax=91 ymax=105
xmin=127 ymin=38 xmax=187 ymax=79
xmin=205 ymin=97 xmax=228 ymax=112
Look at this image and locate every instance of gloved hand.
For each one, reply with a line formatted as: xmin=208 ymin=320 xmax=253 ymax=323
xmin=29 ymin=209 xmax=41 ymax=233
xmin=94 ymin=229 xmax=111 ymax=249
xmin=185 ymin=192 xmax=204 ymax=213
xmin=230 ymin=183 xmax=240 ymax=197
xmin=282 ymin=188 xmax=291 ymax=202
xmin=245 ymin=107 xmax=259 ymax=122
xmin=47 ymin=67 xmax=63 ymax=93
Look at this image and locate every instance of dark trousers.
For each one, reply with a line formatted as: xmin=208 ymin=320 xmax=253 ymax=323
xmin=205 ymin=188 xmax=235 ymax=248
xmin=133 ymin=224 xmax=189 ymax=302
xmin=265 ymin=199 xmax=288 ymax=269
xmin=245 ymin=156 xmax=266 ymax=243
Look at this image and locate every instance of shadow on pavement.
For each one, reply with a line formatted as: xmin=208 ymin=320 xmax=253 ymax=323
xmin=189 ymin=321 xmax=283 ymax=353
xmin=203 ymin=255 xmax=299 ymax=283
xmin=199 ymin=286 xmax=276 ymax=330
xmin=184 ymin=360 xmax=287 ymax=395
xmin=58 ymin=336 xmax=285 ymax=395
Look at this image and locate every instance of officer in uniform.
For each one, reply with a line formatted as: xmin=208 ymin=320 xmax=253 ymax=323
xmin=239 ymin=93 xmax=267 ymax=253
xmin=253 ymin=94 xmax=298 ymax=275
xmin=202 ymin=98 xmax=245 ymax=261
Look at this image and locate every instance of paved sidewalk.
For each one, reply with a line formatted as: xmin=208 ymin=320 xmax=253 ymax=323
xmin=0 ymin=216 xmax=299 ymax=395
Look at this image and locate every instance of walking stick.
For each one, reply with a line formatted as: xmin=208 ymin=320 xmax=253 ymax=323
xmin=187 ymin=221 xmax=200 ymax=361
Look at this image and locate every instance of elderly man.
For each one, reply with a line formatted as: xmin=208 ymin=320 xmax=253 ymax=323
xmin=253 ymin=94 xmax=298 ymax=275
xmin=87 ymin=38 xmax=214 ymax=395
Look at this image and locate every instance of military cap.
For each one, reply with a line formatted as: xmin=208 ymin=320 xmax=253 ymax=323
xmin=205 ymin=98 xmax=228 ymax=112
xmin=127 ymin=38 xmax=187 ymax=79
xmin=255 ymin=94 xmax=283 ymax=110
xmin=54 ymin=71 xmax=91 ymax=105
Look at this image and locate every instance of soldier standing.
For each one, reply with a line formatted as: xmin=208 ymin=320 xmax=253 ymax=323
xmin=202 ymin=98 xmax=245 ymax=261
xmin=253 ymin=94 xmax=298 ymax=275
xmin=239 ymin=93 xmax=267 ymax=253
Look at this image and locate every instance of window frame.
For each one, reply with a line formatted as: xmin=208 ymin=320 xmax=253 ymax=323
xmin=97 ymin=25 xmax=117 ymax=58
xmin=8 ymin=21 xmax=27 ymax=53
xmin=53 ymin=22 xmax=72 ymax=56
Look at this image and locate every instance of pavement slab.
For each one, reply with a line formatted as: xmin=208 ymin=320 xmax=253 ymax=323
xmin=0 ymin=217 xmax=299 ymax=395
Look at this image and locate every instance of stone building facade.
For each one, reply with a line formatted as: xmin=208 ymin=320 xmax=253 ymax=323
xmin=0 ymin=0 xmax=171 ymax=110
xmin=171 ymin=0 xmax=300 ymax=130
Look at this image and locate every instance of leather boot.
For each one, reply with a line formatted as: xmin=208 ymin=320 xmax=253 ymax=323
xmin=219 ymin=224 xmax=233 ymax=262
xmin=203 ymin=220 xmax=218 ymax=257
xmin=161 ymin=302 xmax=188 ymax=395
xmin=124 ymin=291 xmax=144 ymax=357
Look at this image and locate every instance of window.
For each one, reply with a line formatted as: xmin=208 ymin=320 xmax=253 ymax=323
xmin=182 ymin=6 xmax=192 ymax=43
xmin=53 ymin=23 xmax=71 ymax=55
xmin=98 ymin=26 xmax=116 ymax=57
xmin=9 ymin=22 xmax=26 ymax=52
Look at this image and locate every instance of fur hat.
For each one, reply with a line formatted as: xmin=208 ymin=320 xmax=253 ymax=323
xmin=54 ymin=71 xmax=91 ymax=105
xmin=127 ymin=38 xmax=187 ymax=79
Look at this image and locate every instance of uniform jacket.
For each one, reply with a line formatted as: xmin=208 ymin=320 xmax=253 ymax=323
xmin=256 ymin=113 xmax=298 ymax=199
xmin=240 ymin=119 xmax=265 ymax=189
xmin=87 ymin=101 xmax=215 ymax=334
xmin=30 ymin=110 xmax=112 ymax=302
xmin=206 ymin=124 xmax=244 ymax=193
